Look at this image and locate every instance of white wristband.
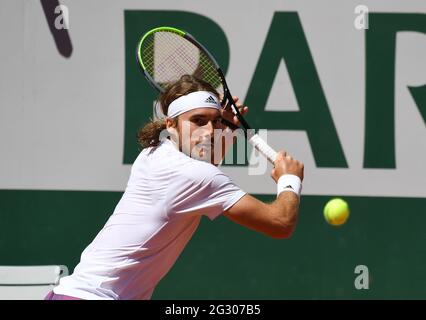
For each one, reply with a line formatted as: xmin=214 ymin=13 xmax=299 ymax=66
xmin=277 ymin=174 xmax=302 ymax=197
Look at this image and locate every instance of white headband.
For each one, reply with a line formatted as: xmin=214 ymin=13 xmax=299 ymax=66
xmin=167 ymin=91 xmax=221 ymax=118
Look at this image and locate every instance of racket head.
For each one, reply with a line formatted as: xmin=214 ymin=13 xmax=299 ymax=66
xmin=136 ymin=26 xmax=248 ymax=130
xmin=136 ymin=26 xmax=225 ymax=95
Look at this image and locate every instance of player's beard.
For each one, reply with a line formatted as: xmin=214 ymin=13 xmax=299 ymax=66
xmin=193 ymin=138 xmax=215 ymax=164
xmin=176 ymin=122 xmax=221 ymax=165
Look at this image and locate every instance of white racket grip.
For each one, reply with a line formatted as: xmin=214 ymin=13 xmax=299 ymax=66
xmin=248 ymin=134 xmax=278 ymax=164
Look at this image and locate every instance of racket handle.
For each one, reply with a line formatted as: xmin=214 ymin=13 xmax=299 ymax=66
xmin=248 ymin=134 xmax=278 ymax=164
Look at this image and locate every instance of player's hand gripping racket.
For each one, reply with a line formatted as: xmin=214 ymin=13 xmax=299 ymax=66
xmin=136 ymin=26 xmax=277 ymax=163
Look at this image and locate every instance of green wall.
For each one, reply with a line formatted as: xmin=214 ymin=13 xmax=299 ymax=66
xmin=1 ymin=190 xmax=425 ymax=299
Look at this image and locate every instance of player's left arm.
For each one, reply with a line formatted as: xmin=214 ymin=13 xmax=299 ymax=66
xmin=217 ymin=96 xmax=248 ymax=164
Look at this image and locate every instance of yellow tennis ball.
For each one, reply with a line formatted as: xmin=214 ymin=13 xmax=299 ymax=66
xmin=323 ymin=198 xmax=350 ymax=226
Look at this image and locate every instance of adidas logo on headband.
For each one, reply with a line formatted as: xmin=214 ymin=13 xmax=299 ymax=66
xmin=204 ymin=96 xmax=217 ymax=104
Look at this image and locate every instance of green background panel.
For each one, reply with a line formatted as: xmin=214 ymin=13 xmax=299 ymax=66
xmin=1 ymin=190 xmax=424 ymax=299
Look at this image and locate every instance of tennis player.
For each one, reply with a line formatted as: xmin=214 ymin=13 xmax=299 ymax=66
xmin=46 ymin=75 xmax=304 ymax=300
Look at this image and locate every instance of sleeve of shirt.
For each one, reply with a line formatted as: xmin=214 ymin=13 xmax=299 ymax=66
xmin=169 ymin=161 xmax=246 ymax=220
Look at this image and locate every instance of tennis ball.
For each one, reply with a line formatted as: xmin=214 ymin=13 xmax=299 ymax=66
xmin=323 ymin=198 xmax=350 ymax=226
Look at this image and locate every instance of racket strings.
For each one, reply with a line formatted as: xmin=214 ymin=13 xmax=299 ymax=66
xmin=141 ymin=31 xmax=223 ymax=94
xmin=141 ymin=37 xmax=155 ymax=74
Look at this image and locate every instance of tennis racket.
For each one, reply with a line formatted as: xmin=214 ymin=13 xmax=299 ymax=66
xmin=136 ymin=26 xmax=277 ymax=163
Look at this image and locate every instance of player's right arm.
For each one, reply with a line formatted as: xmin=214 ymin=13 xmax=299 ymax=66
xmin=224 ymin=151 xmax=304 ymax=239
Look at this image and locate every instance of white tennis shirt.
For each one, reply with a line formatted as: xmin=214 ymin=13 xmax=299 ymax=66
xmin=54 ymin=139 xmax=246 ymax=300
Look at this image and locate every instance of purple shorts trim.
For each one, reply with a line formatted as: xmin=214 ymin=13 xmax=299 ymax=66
xmin=44 ymin=291 xmax=83 ymax=300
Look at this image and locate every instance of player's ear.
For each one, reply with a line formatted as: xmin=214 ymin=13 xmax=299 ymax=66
xmin=166 ymin=117 xmax=178 ymax=136
xmin=165 ymin=117 xmax=177 ymax=129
